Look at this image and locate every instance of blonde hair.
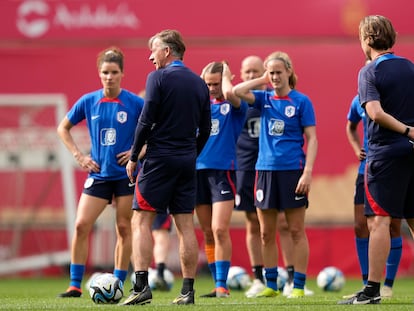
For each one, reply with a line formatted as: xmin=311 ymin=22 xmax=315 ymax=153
xmin=264 ymin=51 xmax=297 ymax=89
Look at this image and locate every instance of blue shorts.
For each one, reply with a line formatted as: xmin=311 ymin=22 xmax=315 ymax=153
xmin=365 ymin=155 xmax=414 ymax=218
xmin=82 ymin=177 xmax=134 ymax=203
xmin=234 ymin=170 xmax=256 ymax=212
xmin=196 ymin=169 xmax=236 ymax=205
xmin=133 ymin=155 xmax=196 ymax=214
xmin=255 ymin=170 xmax=308 ymax=211
xmin=354 ymin=173 xmax=364 ymax=205
xmin=151 ymin=213 xmax=173 ymax=231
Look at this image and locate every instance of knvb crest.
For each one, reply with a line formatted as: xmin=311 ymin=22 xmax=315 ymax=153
xmin=117 ymin=111 xmax=127 ymax=123
xmin=285 ymin=105 xmax=295 ymax=118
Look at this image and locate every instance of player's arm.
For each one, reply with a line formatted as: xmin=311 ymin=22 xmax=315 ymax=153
xmin=365 ymin=100 xmax=413 ymax=139
xmin=57 ymin=116 xmax=99 ymax=172
xmin=345 ymin=120 xmax=365 ymax=161
xmin=221 ymin=62 xmax=241 ymax=108
xmin=295 ymin=125 xmax=318 ymax=195
xmin=233 ymin=72 xmax=268 ymax=104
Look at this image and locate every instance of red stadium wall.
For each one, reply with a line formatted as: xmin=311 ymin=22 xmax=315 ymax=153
xmin=1 ymin=0 xmax=414 ymax=277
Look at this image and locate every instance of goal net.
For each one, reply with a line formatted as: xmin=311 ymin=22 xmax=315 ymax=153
xmin=0 ymin=94 xmax=86 ymax=276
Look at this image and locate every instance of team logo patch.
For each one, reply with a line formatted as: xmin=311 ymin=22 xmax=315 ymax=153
xmin=211 ymin=119 xmax=219 ymax=136
xmin=256 ymin=189 xmax=264 ymax=202
xmin=117 ymin=111 xmax=127 ymax=123
xmin=220 ymin=103 xmax=230 ymax=115
xmin=285 ymin=105 xmax=295 ymax=117
xmin=268 ymin=118 xmax=284 ymax=136
xmin=84 ymin=177 xmax=94 ymax=189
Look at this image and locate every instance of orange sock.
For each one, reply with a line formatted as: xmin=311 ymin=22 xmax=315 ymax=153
xmin=205 ymin=244 xmax=215 ymax=264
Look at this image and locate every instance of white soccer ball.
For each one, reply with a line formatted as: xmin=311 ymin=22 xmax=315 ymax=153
xmin=88 ymin=273 xmax=124 ymax=304
xmin=316 ymin=266 xmax=345 ymax=292
xmin=227 ymin=266 xmax=251 ymax=290
xmin=85 ymin=272 xmax=103 ymax=291
xmin=130 ymin=267 xmax=174 ymax=291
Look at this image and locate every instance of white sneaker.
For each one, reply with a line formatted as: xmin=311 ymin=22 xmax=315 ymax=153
xmin=245 ymin=279 xmax=266 ymax=298
xmin=282 ymin=281 xmax=293 ymax=296
xmin=380 ymin=285 xmax=393 ymax=298
xmin=304 ymin=286 xmax=314 ymax=296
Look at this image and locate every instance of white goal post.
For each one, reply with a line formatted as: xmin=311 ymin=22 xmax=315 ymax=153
xmin=0 ymin=94 xmax=77 ymax=275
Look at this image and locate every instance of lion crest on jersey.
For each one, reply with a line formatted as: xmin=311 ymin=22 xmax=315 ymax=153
xmin=220 ymin=103 xmax=230 ymax=115
xmin=117 ymin=111 xmax=127 ymax=123
xmin=285 ymin=105 xmax=295 ymax=118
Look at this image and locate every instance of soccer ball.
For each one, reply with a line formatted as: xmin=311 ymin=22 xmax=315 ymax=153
xmin=88 ymin=273 xmax=124 ymax=304
xmin=130 ymin=267 xmax=174 ymax=290
xmin=316 ymin=266 xmax=345 ymax=292
xmin=227 ymin=266 xmax=251 ymax=290
xmin=85 ymin=272 xmax=103 ymax=291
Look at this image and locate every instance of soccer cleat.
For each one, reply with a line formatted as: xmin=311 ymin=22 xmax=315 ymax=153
xmin=119 ymin=285 xmax=152 ymax=306
xmin=57 ymin=286 xmax=82 ymax=298
xmin=342 ymin=289 xmax=363 ymax=299
xmin=287 ymin=288 xmax=305 ymax=298
xmin=380 ymin=285 xmax=393 ymax=298
xmin=245 ymin=279 xmax=266 ymax=298
xmin=255 ymin=287 xmax=280 ymax=298
xmin=216 ymin=287 xmax=230 ymax=298
xmin=154 ymin=276 xmax=170 ymax=292
xmin=199 ymin=289 xmax=217 ymax=298
xmin=337 ymin=291 xmax=381 ymax=305
xmin=172 ymin=290 xmax=195 ymax=305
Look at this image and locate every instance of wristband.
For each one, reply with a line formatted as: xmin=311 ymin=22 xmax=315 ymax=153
xmin=404 ymin=127 xmax=410 ymax=136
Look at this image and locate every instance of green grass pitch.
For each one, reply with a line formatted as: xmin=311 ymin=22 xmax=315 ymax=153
xmin=1 ymin=274 xmax=414 ymax=310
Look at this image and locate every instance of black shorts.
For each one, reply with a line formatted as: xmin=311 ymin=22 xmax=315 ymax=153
xmin=354 ymin=173 xmax=364 ymax=205
xmin=255 ymin=170 xmax=308 ymax=211
xmin=234 ymin=170 xmax=256 ymax=212
xmin=365 ymin=155 xmax=414 ymax=218
xmin=82 ymin=177 xmax=134 ymax=203
xmin=133 ymin=155 xmax=196 ymax=214
xmin=196 ymin=169 xmax=236 ymax=205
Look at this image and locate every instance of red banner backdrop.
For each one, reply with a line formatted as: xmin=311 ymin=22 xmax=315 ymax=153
xmin=0 ymin=0 xmax=413 ymax=41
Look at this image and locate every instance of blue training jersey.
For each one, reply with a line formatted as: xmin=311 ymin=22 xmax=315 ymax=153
xmin=67 ymin=89 xmax=144 ymax=180
xmin=358 ymin=53 xmax=414 ymax=160
xmin=252 ymin=89 xmax=316 ymax=170
xmin=236 ymin=104 xmax=261 ymax=171
xmin=196 ymin=99 xmax=248 ymax=170
xmin=347 ymin=95 xmax=368 ymax=175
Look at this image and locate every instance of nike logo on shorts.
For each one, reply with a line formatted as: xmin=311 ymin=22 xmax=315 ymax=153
xmin=294 ymin=196 xmax=305 ymax=200
xmin=221 ymin=190 xmax=231 ymax=195
xmin=128 ymin=182 xmax=135 ymax=187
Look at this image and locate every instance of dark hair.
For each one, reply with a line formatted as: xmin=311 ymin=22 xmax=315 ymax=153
xmin=359 ymin=15 xmax=396 ymax=50
xmin=96 ymin=47 xmax=125 ymax=72
xmin=148 ymin=29 xmax=186 ymax=60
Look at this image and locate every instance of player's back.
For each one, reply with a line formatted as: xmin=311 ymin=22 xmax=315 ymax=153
xmin=145 ymin=64 xmax=210 ymax=157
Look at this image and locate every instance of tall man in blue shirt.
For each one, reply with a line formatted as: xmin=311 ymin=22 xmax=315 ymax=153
xmin=122 ymin=29 xmax=211 ymax=306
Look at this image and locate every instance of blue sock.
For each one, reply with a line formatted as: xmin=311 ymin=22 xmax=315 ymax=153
xmin=355 ymin=237 xmax=369 ymax=285
xmin=215 ymin=260 xmax=230 ymax=289
xmin=113 ymin=269 xmax=128 ymax=283
xmin=264 ymin=267 xmax=278 ymax=291
xmin=384 ymin=236 xmax=403 ymax=287
xmin=208 ymin=262 xmax=217 ymax=283
xmin=293 ymin=271 xmax=306 ymax=290
xmin=69 ymin=264 xmax=85 ymax=289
